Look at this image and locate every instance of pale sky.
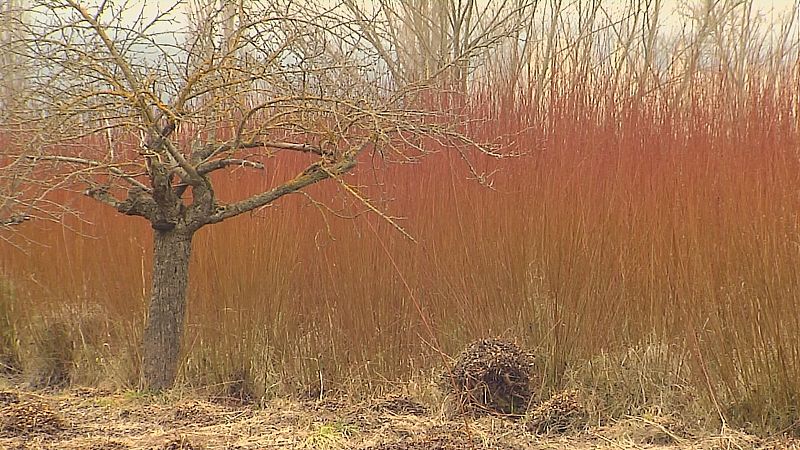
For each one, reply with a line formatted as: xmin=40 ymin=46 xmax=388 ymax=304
xmin=46 ymin=0 xmax=800 ymax=52
xmin=132 ymin=0 xmax=800 ymax=21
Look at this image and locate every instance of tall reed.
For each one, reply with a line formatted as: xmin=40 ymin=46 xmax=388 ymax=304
xmin=1 ymin=0 xmax=799 ymax=434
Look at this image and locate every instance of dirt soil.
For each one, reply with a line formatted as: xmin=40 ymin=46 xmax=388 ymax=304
xmin=0 ymin=387 xmax=797 ymax=450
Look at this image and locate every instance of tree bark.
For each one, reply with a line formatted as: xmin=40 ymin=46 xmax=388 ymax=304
xmin=142 ymin=228 xmax=194 ymax=390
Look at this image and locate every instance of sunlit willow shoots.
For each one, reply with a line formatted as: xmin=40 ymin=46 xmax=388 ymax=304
xmin=0 ymin=0 xmax=507 ymax=389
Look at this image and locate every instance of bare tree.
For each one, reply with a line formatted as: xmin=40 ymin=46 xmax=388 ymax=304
xmin=0 ymin=0 xmax=22 ymax=110
xmin=1 ymin=0 xmax=496 ymax=389
xmin=0 ymin=156 xmax=31 ymax=230
xmin=343 ymin=0 xmax=537 ymax=92
xmin=1 ymin=0 xmax=36 ymax=234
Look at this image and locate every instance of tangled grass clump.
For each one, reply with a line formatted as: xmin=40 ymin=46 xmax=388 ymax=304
xmin=444 ymin=338 xmax=536 ymax=415
xmin=525 ymin=389 xmax=588 ymax=435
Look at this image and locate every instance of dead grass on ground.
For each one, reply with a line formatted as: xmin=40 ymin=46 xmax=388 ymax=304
xmin=0 ymin=385 xmax=797 ymax=450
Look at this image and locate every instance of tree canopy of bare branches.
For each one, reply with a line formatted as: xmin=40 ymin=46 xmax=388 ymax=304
xmin=0 ymin=0 xmax=506 ymax=389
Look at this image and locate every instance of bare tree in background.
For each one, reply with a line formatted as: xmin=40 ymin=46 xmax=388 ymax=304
xmin=344 ymin=0 xmax=537 ymax=92
xmin=0 ymin=156 xmax=33 ymax=231
xmin=0 ymin=0 xmax=500 ymax=389
xmin=0 ymin=0 xmax=30 ymax=231
xmin=0 ymin=0 xmax=21 ymax=110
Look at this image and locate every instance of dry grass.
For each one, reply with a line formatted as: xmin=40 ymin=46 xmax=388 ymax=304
xmin=0 ymin=385 xmax=797 ymax=450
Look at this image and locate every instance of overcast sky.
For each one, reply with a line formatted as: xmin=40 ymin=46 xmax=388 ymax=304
xmin=99 ymin=0 xmax=800 ymax=50
xmin=133 ymin=0 xmax=800 ymax=20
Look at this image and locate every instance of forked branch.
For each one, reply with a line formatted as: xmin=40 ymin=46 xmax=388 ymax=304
xmin=208 ymin=154 xmax=360 ymax=224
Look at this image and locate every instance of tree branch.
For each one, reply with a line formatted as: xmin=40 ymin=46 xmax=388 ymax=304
xmin=116 ymin=186 xmax=158 ymax=220
xmin=193 ymin=140 xmax=326 ymax=164
xmin=196 ymin=158 xmax=264 ymax=176
xmin=66 ymin=0 xmax=203 ymax=186
xmin=84 ymin=185 xmax=122 ymax=209
xmin=24 ymin=155 xmax=151 ymax=192
xmin=208 ymin=157 xmax=356 ymax=224
xmin=260 ymin=141 xmax=327 ymax=155
xmin=0 ymin=214 xmax=31 ymax=227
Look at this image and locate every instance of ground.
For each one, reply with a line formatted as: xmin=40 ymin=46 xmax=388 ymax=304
xmin=0 ymin=387 xmax=797 ymax=450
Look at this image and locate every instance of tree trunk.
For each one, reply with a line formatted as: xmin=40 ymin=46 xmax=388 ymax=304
xmin=142 ymin=228 xmax=194 ymax=390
